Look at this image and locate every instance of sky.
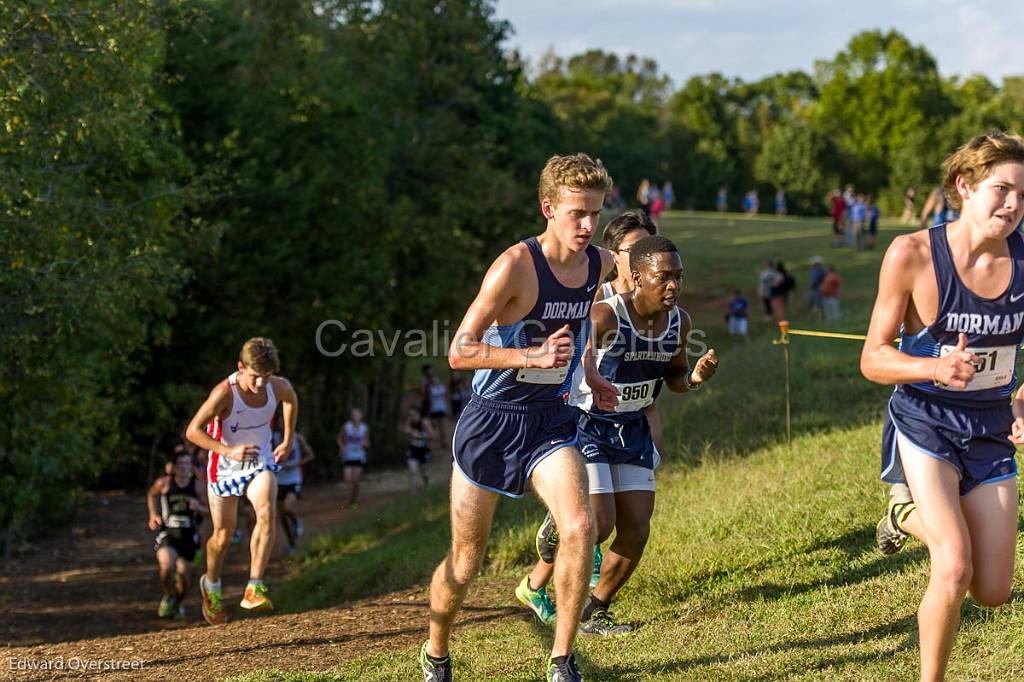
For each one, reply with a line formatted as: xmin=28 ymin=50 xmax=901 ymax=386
xmin=493 ymin=0 xmax=1024 ymax=87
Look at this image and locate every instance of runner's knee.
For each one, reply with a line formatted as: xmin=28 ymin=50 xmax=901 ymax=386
xmin=556 ymin=509 xmax=596 ymax=548
xmin=448 ymin=549 xmax=484 ymax=585
xmin=970 ymin=579 xmax=1011 ymax=607
xmin=932 ymin=554 xmax=973 ymax=600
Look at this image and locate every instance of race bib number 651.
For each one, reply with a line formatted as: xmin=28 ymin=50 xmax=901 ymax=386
xmin=937 ymin=343 xmax=1015 ymax=391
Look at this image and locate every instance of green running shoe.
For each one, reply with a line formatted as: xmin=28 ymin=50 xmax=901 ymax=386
xmin=580 ymin=605 xmax=632 ymax=636
xmin=536 ymin=511 xmax=558 ymax=563
xmin=515 ymin=575 xmax=556 ymax=625
xmin=877 ymin=483 xmax=915 ymax=555
xmin=589 ymin=545 xmax=603 ymax=589
xmin=419 ymin=641 xmax=453 ymax=682
xmin=546 ymin=653 xmax=584 ymax=681
xmin=157 ymin=595 xmax=174 ymax=618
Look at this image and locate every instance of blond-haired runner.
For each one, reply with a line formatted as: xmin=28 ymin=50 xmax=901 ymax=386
xmin=861 ymin=131 xmax=1024 ymax=681
xmin=420 ymin=154 xmax=616 ymax=682
xmin=185 ymin=337 xmax=298 ymax=625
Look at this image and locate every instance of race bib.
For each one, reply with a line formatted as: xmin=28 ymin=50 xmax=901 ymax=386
xmin=612 ymin=380 xmax=657 ymax=412
xmin=516 ymin=366 xmax=569 ymax=385
xmin=165 ymin=515 xmax=192 ymax=529
xmin=938 ymin=344 xmax=1015 ymax=391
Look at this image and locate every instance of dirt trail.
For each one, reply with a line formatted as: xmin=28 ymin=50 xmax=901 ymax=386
xmin=1 ymin=463 xmax=524 ymax=681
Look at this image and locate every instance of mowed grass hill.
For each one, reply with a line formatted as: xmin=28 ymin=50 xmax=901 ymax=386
xmin=230 ymin=213 xmax=1024 ymax=681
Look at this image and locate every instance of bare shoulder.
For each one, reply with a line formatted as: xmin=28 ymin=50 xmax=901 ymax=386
xmin=595 ymin=245 xmax=615 ymax=275
xmin=590 ymin=299 xmax=618 ymax=339
xmin=491 ymin=242 xmax=534 ymax=279
xmin=883 ymin=231 xmax=931 ymax=274
xmin=271 ymin=376 xmax=294 ymax=392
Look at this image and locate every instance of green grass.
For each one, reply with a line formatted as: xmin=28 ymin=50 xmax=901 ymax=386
xmin=225 ymin=212 xmax=1024 ymax=680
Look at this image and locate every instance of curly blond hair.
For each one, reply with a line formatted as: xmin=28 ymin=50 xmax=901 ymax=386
xmin=538 ymin=153 xmax=613 ymax=207
xmin=942 ymin=131 xmax=1024 ymax=210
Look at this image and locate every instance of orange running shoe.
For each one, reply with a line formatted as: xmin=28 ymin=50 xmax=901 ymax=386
xmin=240 ymin=582 xmax=273 ymax=611
xmin=199 ymin=574 xmax=227 ymax=626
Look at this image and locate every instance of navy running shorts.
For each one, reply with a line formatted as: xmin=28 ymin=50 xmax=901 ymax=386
xmin=576 ymin=410 xmax=657 ymax=469
xmin=881 ymin=387 xmax=1018 ymax=496
xmin=155 ymin=530 xmax=200 ymax=562
xmin=452 ymin=393 xmax=578 ymax=498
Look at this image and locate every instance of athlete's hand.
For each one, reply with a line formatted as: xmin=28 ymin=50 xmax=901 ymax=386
xmin=526 ymin=324 xmax=574 ymax=369
xmin=932 ymin=333 xmax=979 ymax=389
xmin=272 ymin=440 xmax=291 ymax=464
xmin=586 ymin=372 xmax=620 ymax=411
xmin=147 ymin=513 xmax=161 ymax=531
xmin=1010 ymin=398 xmax=1024 ymax=445
xmin=226 ymin=444 xmax=260 ymax=464
xmin=692 ymin=349 xmax=719 ymax=383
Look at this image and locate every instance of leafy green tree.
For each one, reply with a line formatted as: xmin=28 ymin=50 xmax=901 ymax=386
xmin=0 ymin=0 xmax=204 ymax=542
xmin=754 ymin=119 xmax=842 ymax=215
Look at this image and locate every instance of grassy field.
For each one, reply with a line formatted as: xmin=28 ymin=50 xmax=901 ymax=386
xmin=227 ymin=212 xmax=1024 ymax=680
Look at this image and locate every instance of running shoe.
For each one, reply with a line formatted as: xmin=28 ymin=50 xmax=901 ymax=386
xmin=174 ymin=604 xmax=186 ymax=621
xmin=546 ymin=653 xmax=584 ymax=681
xmin=293 ymin=518 xmax=303 ymax=538
xmin=240 ymin=582 xmax=274 ymax=611
xmin=157 ymin=595 xmax=174 ymax=618
xmin=199 ymin=574 xmax=227 ymax=625
xmin=536 ymin=511 xmax=558 ymax=563
xmin=580 ymin=605 xmax=632 ymax=636
xmin=589 ymin=545 xmax=603 ymax=589
xmin=877 ymin=483 xmax=915 ymax=555
xmin=419 ymin=641 xmax=453 ymax=682
xmin=515 ymin=575 xmax=556 ymax=625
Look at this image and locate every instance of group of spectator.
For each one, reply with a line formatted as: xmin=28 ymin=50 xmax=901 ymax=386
xmin=829 ymin=185 xmax=879 ymax=250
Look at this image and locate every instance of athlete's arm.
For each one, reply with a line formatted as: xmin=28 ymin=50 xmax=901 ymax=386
xmin=665 ymin=309 xmax=718 ymax=392
xmin=272 ymin=377 xmax=299 ymax=464
xmin=185 ymin=383 xmax=260 ymax=462
xmin=1011 ymin=385 xmax=1024 ymax=444
xmin=860 ymin=235 xmax=978 ymax=387
xmin=449 ymin=248 xmax=572 ymax=371
xmin=296 ymin=433 xmax=315 ymax=466
xmin=583 ymin=301 xmax=620 ymax=410
xmin=146 ymin=477 xmax=168 ymax=530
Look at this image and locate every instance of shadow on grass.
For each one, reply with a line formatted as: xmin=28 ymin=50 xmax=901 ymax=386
xmin=732 ymin=525 xmax=928 ymax=603
xmin=592 ymin=616 xmax=916 ymax=681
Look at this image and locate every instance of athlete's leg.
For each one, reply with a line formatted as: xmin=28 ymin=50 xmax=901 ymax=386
xmin=279 ymin=491 xmax=297 ymax=548
xmin=593 ymin=490 xmax=655 ymax=603
xmin=205 ymin=493 xmax=238 ymax=584
xmin=643 ymin=404 xmax=663 ymax=452
xmin=174 ymin=555 xmax=190 ymax=602
xmin=156 ymin=546 xmax=177 ymax=596
xmin=531 ymin=447 xmax=596 ymax=658
xmin=245 ymin=470 xmax=277 ymax=581
xmin=525 ymin=490 xmax=613 ymax=593
xmin=962 ymin=478 xmax=1017 ymax=607
xmin=407 ymin=458 xmax=420 ymax=492
xmin=427 ymin=470 xmax=499 ymax=658
xmin=898 ymin=443 xmax=972 ymax=682
xmin=344 ymin=466 xmax=361 ymax=506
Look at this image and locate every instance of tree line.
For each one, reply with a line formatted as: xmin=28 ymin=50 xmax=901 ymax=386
xmin=3 ymin=0 xmax=1022 ymax=543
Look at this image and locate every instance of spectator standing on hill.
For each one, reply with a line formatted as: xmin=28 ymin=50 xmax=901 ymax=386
xmin=662 ymin=180 xmax=674 ymax=210
xmin=758 ymin=260 xmax=776 ymax=320
xmin=770 ymin=261 xmax=795 ymax=322
xmin=849 ymin=193 xmax=867 ymax=250
xmin=716 ymin=186 xmax=728 ymax=212
xmin=820 ymin=265 xmax=842 ymax=320
xmin=775 ymin=188 xmax=787 ymax=215
xmin=867 ymin=195 xmax=881 ymax=250
xmin=726 ymin=289 xmax=749 ymax=337
xmin=636 ymin=178 xmax=651 ymax=214
xmin=807 ymin=256 xmax=826 ymax=317
xmin=902 ymin=186 xmax=917 ymax=225
xmin=830 ymin=188 xmax=846 ymax=247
